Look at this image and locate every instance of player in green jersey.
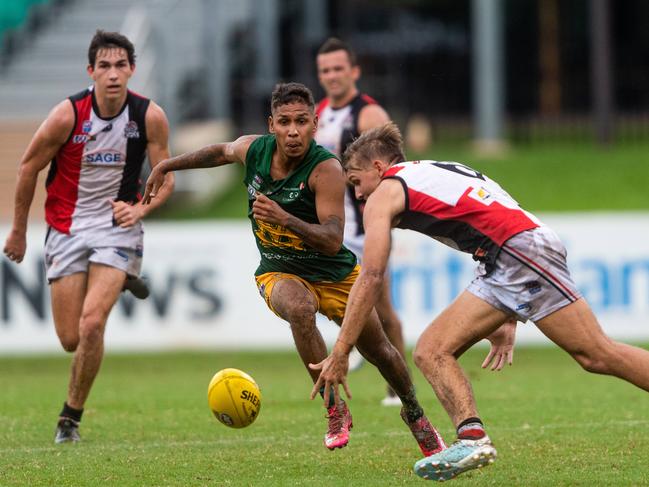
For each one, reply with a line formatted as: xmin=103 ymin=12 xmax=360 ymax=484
xmin=143 ymin=82 xmax=445 ymax=455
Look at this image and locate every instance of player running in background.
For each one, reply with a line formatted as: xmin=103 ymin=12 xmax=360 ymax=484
xmin=143 ymin=82 xmax=445 ymax=455
xmin=315 ymin=37 xmax=405 ymax=405
xmin=3 ymin=30 xmax=175 ymax=443
xmin=312 ymin=122 xmax=649 ymax=481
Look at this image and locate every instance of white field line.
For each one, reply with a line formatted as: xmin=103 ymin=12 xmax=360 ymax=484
xmin=1 ymin=419 xmax=648 ymax=455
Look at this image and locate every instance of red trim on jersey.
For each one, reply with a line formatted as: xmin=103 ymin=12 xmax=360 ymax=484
xmin=45 ymin=95 xmax=92 ymax=233
xmin=407 ymin=187 xmax=539 ymax=247
xmin=360 ymin=93 xmax=377 ymax=105
xmin=384 ymin=165 xmax=405 ymax=177
xmin=316 ymin=93 xmax=376 ymax=117
xmin=316 ymin=98 xmax=329 ymax=118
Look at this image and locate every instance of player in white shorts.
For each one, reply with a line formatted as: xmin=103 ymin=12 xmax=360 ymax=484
xmin=312 ymin=122 xmax=649 ymax=481
xmin=315 ymin=38 xmax=405 ymax=405
xmin=3 ymin=30 xmax=175 ymax=444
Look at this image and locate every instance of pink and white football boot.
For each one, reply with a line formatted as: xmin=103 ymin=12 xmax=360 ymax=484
xmin=324 ymin=401 xmax=353 ymax=450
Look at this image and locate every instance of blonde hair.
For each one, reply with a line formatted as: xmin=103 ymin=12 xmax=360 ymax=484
xmin=342 ymin=122 xmax=405 ymax=170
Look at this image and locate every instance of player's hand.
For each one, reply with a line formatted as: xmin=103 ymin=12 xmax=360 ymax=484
xmin=309 ymin=351 xmax=352 ymax=407
xmin=143 ymin=165 xmax=166 ymax=205
xmin=3 ymin=229 xmax=27 ymax=263
xmin=482 ymin=319 xmax=517 ymax=371
xmin=110 ymin=200 xmax=144 ymax=228
xmin=252 ymin=193 xmax=289 ymax=226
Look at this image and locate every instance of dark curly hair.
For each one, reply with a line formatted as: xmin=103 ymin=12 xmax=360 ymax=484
xmin=270 ymin=82 xmax=315 ymax=113
xmin=88 ymin=29 xmax=136 ymax=67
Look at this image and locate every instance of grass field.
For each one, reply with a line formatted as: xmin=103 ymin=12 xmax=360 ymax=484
xmin=157 ymin=142 xmax=649 ymax=220
xmin=2 ymin=346 xmax=649 ymax=486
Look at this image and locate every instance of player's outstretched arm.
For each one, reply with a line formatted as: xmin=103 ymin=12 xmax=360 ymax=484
xmin=309 ymin=179 xmax=405 ymax=406
xmin=335 ymin=179 xmax=403 ymax=350
xmin=4 ymin=100 xmax=74 ymax=263
xmin=252 ymin=158 xmax=346 ymax=256
xmin=143 ymin=134 xmax=259 ymax=204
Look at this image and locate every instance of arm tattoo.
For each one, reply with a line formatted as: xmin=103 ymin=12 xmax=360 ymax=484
xmin=167 ymin=144 xmax=226 ymax=171
xmin=286 ymin=214 xmax=344 ymax=255
xmin=322 ymin=215 xmax=344 ymax=234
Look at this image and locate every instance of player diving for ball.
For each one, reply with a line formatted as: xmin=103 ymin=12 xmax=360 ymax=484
xmin=312 ymin=122 xmax=649 ymax=481
xmin=143 ymin=82 xmax=446 ymax=454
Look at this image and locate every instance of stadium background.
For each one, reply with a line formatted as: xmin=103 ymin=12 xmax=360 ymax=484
xmin=1 ymin=2 xmax=648 ymax=486
xmin=1 ymin=0 xmax=647 ymax=352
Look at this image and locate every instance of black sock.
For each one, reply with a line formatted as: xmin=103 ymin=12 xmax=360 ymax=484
xmin=60 ymin=402 xmax=83 ymax=423
xmin=457 ymin=417 xmax=485 ymax=440
xmin=319 ymin=386 xmax=336 ymax=408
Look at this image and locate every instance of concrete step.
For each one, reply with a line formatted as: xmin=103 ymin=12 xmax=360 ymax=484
xmin=3 ymin=63 xmax=89 ymax=80
xmin=0 ymin=0 xmax=188 ymax=120
xmin=0 ymin=120 xmax=47 ymax=222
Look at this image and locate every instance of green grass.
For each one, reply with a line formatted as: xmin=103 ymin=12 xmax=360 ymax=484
xmin=156 ymin=142 xmax=649 ymax=220
xmin=419 ymin=142 xmax=649 ymax=212
xmin=157 ymin=165 xmax=249 ymax=220
xmin=1 ymin=347 xmax=648 ymax=486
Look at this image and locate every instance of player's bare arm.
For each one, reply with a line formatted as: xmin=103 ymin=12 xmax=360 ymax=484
xmin=4 ymin=100 xmax=74 ymax=263
xmin=253 ymin=158 xmax=345 ymax=256
xmin=335 ymin=179 xmax=404 ymax=351
xmin=112 ymin=102 xmax=175 ymax=227
xmin=357 ymin=103 xmax=390 ymax=133
xmin=309 ymin=179 xmax=405 ymax=403
xmin=143 ymin=134 xmax=259 ymax=204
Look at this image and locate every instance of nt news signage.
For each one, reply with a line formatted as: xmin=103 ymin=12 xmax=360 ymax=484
xmin=1 ymin=215 xmax=648 ymax=351
xmin=0 ymin=223 xmax=275 ymax=352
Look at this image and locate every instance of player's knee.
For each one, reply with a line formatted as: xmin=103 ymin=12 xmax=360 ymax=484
xmin=60 ymin=336 xmax=79 ymax=352
xmin=78 ymin=311 xmax=107 ymax=342
xmin=413 ymin=341 xmax=435 ymax=370
xmin=570 ymin=343 xmax=616 ymax=374
xmin=55 ymin=323 xmax=79 ymax=352
xmin=413 ymin=338 xmax=452 ymax=372
xmin=572 ymin=352 xmax=608 ymax=374
xmin=284 ymin=301 xmax=317 ymax=327
xmin=568 ymin=334 xmax=619 ymax=374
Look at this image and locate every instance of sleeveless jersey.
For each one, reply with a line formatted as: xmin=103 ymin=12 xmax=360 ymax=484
xmin=244 ymin=134 xmax=357 ymax=281
xmin=384 ymin=160 xmax=540 ymax=269
xmin=45 ymin=87 xmax=150 ymax=234
xmin=315 ymin=94 xmax=377 ymax=255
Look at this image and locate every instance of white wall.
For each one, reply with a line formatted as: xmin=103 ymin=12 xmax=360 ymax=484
xmin=1 ymin=213 xmax=648 ymax=353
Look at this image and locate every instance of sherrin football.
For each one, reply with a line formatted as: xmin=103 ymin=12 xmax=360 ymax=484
xmin=207 ymin=368 xmax=262 ymax=428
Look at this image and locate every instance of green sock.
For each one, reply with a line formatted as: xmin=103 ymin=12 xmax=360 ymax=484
xmin=400 ymin=388 xmax=424 ymax=422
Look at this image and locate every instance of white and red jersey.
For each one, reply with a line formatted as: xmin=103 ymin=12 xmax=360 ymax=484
xmin=45 ymin=87 xmax=150 ymax=234
xmin=384 ymin=160 xmax=540 ymax=268
xmin=315 ymin=93 xmax=377 ymax=157
xmin=315 ymin=93 xmax=378 ymax=256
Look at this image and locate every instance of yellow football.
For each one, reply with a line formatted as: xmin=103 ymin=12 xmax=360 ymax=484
xmin=207 ymin=368 xmax=261 ymax=428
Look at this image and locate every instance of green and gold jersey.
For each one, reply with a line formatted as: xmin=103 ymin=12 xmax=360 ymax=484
xmin=244 ymin=134 xmax=357 ymax=282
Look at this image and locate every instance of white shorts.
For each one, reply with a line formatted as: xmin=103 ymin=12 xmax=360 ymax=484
xmin=44 ymin=223 xmax=144 ymax=282
xmin=466 ymin=226 xmax=582 ymax=322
